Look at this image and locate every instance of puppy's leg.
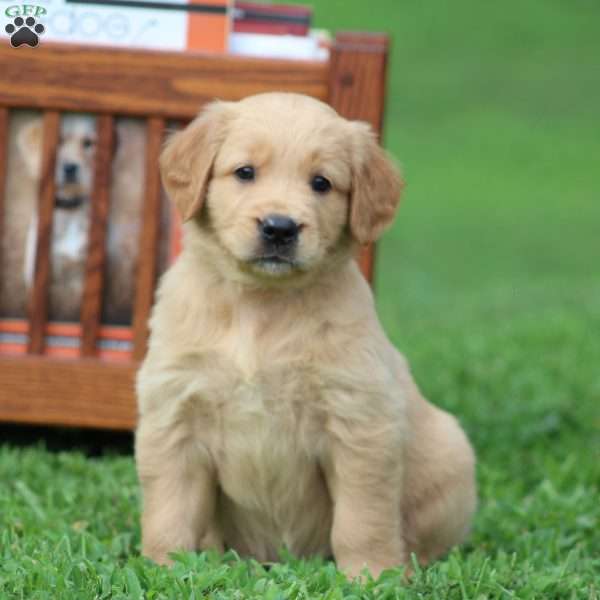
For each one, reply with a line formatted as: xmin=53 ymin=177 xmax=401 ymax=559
xmin=402 ymin=401 xmax=477 ymax=564
xmin=323 ymin=422 xmax=406 ymax=579
xmin=136 ymin=421 xmax=223 ymax=564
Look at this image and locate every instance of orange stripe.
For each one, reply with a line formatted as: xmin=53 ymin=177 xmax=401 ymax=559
xmin=97 ymin=349 xmax=132 ymax=362
xmin=0 ymin=344 xmax=27 ymax=355
xmin=1 ymin=320 xmax=133 ymax=339
xmin=99 ymin=326 xmax=134 ymax=341
xmin=187 ymin=0 xmax=230 ymax=52
xmin=46 ymin=322 xmax=81 ymax=336
xmin=0 ymin=319 xmax=29 ymax=333
xmin=45 ymin=347 xmax=80 ymax=359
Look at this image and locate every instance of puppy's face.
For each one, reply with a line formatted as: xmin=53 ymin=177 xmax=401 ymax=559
xmin=208 ymin=98 xmax=354 ymax=279
xmin=161 ymin=93 xmax=403 ymax=284
xmin=54 ymin=115 xmax=97 ymax=210
xmin=17 ymin=114 xmax=97 ymax=210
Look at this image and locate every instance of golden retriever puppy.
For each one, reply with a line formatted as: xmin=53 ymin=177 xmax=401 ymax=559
xmin=135 ymin=92 xmax=476 ymax=579
xmin=14 ymin=114 xmax=145 ymax=324
xmin=22 ymin=113 xmax=98 ymax=321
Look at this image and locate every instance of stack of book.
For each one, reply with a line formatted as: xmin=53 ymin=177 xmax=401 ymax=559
xmin=231 ymin=2 xmax=328 ymax=60
xmin=42 ymin=0 xmax=328 ymax=59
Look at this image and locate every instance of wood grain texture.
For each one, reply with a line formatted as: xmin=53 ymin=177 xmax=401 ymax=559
xmin=328 ymin=32 xmax=389 ymax=131
xmin=329 ymin=33 xmax=390 ymax=285
xmin=0 ymin=34 xmax=391 ymax=431
xmin=0 ymin=42 xmax=329 ymax=120
xmin=132 ymin=117 xmax=164 ymax=361
xmin=28 ymin=111 xmax=60 ymax=354
xmin=0 ymin=356 xmax=136 ymax=430
xmin=80 ymin=115 xmax=115 ymax=356
xmin=0 ymin=107 xmax=8 ymax=294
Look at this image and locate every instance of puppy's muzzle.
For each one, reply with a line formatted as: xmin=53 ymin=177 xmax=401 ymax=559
xmin=257 ymin=214 xmax=300 ymax=249
xmin=56 ymin=161 xmax=85 ymax=210
xmin=63 ymin=162 xmax=79 ymax=184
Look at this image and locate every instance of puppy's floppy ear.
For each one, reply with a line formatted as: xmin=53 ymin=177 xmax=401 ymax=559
xmin=349 ymin=122 xmax=404 ymax=245
xmin=17 ymin=118 xmax=44 ymax=179
xmin=160 ymin=101 xmax=231 ymax=222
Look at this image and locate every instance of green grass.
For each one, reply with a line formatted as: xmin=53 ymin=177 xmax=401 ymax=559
xmin=2 ymin=1 xmax=600 ymax=597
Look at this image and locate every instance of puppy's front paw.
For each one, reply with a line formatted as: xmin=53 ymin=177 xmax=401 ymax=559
xmin=142 ymin=542 xmax=175 ymax=566
xmin=339 ymin=559 xmax=394 ymax=582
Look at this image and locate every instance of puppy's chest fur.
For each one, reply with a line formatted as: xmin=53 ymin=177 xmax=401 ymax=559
xmin=24 ymin=208 xmax=90 ymax=290
xmin=185 ymin=307 xmax=334 ymax=557
xmin=215 ymin=366 xmax=331 ymax=557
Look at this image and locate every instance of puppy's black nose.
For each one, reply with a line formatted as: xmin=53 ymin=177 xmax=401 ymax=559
xmin=258 ymin=214 xmax=299 ymax=246
xmin=63 ymin=163 xmax=79 ymax=182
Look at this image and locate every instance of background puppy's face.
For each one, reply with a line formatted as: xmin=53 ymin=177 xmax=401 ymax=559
xmin=54 ymin=115 xmax=97 ymax=210
xmin=161 ymin=93 xmax=403 ymax=283
xmin=17 ymin=114 xmax=97 ymax=210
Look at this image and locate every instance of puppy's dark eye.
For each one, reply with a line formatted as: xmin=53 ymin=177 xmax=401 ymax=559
xmin=235 ymin=165 xmax=255 ymax=182
xmin=82 ymin=138 xmax=95 ymax=149
xmin=310 ymin=175 xmax=331 ymax=194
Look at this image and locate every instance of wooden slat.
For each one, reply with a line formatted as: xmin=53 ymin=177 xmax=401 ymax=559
xmin=132 ymin=117 xmax=164 ymax=361
xmin=80 ymin=115 xmax=115 ymax=356
xmin=0 ymin=107 xmax=8 ymax=292
xmin=328 ymin=33 xmax=390 ymax=285
xmin=0 ymin=42 xmax=329 ymax=121
xmin=0 ymin=356 xmax=136 ymax=430
xmin=328 ymin=32 xmax=389 ymax=131
xmin=357 ymin=243 xmax=377 ymax=284
xmin=27 ymin=111 xmax=60 ymax=354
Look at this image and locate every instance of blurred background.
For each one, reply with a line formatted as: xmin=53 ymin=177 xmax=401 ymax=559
xmin=304 ymin=0 xmax=600 ymax=574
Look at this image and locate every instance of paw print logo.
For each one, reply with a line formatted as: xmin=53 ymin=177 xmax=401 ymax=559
xmin=5 ymin=16 xmax=45 ymax=48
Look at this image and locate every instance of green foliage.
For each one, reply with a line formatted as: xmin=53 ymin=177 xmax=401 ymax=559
xmin=1 ymin=0 xmax=599 ymax=597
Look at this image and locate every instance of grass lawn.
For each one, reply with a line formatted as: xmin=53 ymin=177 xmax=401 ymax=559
xmin=1 ymin=1 xmax=599 ymax=597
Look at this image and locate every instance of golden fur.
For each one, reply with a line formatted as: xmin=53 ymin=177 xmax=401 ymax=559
xmin=135 ymin=92 xmax=476 ymax=579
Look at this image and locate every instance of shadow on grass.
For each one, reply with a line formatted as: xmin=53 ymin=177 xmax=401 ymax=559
xmin=0 ymin=423 xmax=133 ymax=456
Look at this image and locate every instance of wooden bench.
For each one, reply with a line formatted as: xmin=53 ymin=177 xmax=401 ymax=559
xmin=0 ymin=32 xmax=390 ymax=430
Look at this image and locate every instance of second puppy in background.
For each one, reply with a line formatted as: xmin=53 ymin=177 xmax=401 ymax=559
xmin=19 ymin=114 xmax=146 ymax=323
xmin=22 ymin=114 xmax=97 ymax=321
